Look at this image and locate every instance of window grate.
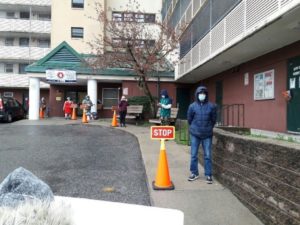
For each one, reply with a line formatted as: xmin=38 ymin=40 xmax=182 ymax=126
xmin=199 ymin=34 xmax=210 ymax=63
xmin=211 ymin=20 xmax=225 ymax=54
xmin=192 ymin=42 xmax=200 ymax=68
xmin=225 ymin=2 xmax=244 ymax=44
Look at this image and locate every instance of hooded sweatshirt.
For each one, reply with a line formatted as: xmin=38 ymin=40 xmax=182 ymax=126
xmin=187 ymin=86 xmax=217 ymax=139
xmin=159 ymin=89 xmax=172 ymax=118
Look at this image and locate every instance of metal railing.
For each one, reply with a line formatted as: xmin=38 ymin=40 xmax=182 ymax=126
xmin=176 ymin=0 xmax=298 ymax=79
xmin=0 ymin=18 xmax=51 ymax=34
xmin=176 ymin=103 xmax=245 ymax=145
xmin=217 ymin=104 xmax=245 ymax=127
xmin=0 ymin=0 xmax=51 ymax=6
xmin=0 ymin=46 xmax=51 ymax=61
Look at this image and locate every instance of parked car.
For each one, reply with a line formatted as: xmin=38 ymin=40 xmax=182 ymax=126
xmin=0 ymin=97 xmax=26 ymax=122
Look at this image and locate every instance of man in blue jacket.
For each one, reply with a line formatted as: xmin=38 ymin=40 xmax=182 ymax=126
xmin=187 ymin=86 xmax=217 ymax=184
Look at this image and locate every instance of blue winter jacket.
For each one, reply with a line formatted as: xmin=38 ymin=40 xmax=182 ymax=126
xmin=187 ymin=86 xmax=217 ymax=139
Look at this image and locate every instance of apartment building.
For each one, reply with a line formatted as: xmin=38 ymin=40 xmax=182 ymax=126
xmin=0 ymin=0 xmax=51 ymax=104
xmin=166 ymin=0 xmax=300 ymax=133
xmin=24 ymin=0 xmax=176 ymax=119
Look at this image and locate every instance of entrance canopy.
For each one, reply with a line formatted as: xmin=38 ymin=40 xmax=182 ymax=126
xmin=25 ymin=41 xmax=174 ymax=84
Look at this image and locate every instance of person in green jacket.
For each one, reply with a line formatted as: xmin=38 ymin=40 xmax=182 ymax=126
xmin=157 ymin=89 xmax=172 ymax=125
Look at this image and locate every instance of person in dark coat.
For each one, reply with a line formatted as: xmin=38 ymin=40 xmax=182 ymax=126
xmin=157 ymin=89 xmax=172 ymax=125
xmin=187 ymin=86 xmax=217 ymax=184
xmin=118 ymin=96 xmax=129 ymax=127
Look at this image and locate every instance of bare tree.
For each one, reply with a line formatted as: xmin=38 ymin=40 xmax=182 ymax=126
xmin=87 ymin=0 xmax=182 ymax=116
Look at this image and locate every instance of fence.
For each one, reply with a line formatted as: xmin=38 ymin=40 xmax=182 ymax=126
xmin=176 ymin=104 xmax=245 ymax=144
xmin=217 ymin=104 xmax=244 ymax=127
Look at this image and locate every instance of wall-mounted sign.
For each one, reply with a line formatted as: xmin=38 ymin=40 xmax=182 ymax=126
xmin=123 ymin=87 xmax=128 ymax=95
xmin=46 ymin=70 xmax=76 ymax=83
xmin=244 ymin=73 xmax=249 ymax=86
xmin=3 ymin=92 xmax=13 ymax=97
xmin=254 ymin=69 xmax=274 ymax=100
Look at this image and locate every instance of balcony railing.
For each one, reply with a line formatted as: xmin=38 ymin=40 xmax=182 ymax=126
xmin=0 ymin=74 xmax=50 ymax=88
xmin=0 ymin=18 xmax=51 ymax=34
xmin=0 ymin=0 xmax=51 ymax=6
xmin=176 ymin=0 xmax=298 ymax=79
xmin=0 ymin=46 xmax=51 ymax=61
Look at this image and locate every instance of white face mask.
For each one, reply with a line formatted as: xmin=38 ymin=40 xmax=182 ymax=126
xmin=198 ymin=94 xmax=206 ymax=101
xmin=161 ymin=95 xmax=165 ymax=98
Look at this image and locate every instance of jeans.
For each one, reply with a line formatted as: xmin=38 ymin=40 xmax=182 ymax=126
xmin=190 ymin=135 xmax=212 ymax=176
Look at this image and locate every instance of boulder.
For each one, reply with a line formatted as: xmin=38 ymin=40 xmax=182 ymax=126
xmin=0 ymin=167 xmax=54 ymax=208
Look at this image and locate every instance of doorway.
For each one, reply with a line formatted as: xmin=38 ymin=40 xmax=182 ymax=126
xmin=287 ymin=56 xmax=300 ymax=133
xmin=65 ymin=91 xmax=87 ymax=116
xmin=176 ymin=88 xmax=190 ymax=119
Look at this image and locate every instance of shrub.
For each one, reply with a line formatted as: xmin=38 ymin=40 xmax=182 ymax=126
xmin=127 ymin=96 xmax=158 ymax=115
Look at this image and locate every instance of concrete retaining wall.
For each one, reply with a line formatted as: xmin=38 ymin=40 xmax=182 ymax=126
xmin=198 ymin=128 xmax=300 ymax=225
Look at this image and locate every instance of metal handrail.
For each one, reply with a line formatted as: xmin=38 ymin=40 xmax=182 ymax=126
xmin=217 ymin=104 xmax=245 ymax=127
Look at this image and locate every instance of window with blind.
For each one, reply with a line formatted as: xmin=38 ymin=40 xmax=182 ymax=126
xmin=102 ymin=88 xmax=119 ymax=109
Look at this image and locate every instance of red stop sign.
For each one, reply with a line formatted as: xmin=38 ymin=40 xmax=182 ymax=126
xmin=151 ymin=126 xmax=175 ymax=140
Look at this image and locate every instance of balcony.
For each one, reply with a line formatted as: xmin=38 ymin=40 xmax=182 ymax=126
xmin=0 ymin=18 xmax=51 ymax=34
xmin=176 ymin=0 xmax=300 ymax=82
xmin=0 ymin=46 xmax=51 ymax=61
xmin=0 ymin=73 xmax=49 ymax=88
xmin=0 ymin=0 xmax=51 ymax=7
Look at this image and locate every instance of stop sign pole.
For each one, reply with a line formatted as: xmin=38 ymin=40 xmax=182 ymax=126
xmin=151 ymin=126 xmax=175 ymax=190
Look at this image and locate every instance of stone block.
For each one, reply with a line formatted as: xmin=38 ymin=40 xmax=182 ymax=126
xmin=0 ymin=167 xmax=54 ymax=208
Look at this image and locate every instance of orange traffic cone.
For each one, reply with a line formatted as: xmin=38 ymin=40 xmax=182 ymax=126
xmin=82 ymin=110 xmax=88 ymax=123
xmin=39 ymin=108 xmax=44 ymax=119
xmin=111 ymin=110 xmax=118 ymax=127
xmin=152 ymin=139 xmax=174 ymax=190
xmin=71 ymin=107 xmax=77 ymax=120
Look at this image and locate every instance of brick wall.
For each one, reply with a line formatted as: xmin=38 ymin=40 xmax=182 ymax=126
xmin=198 ymin=128 xmax=300 ymax=225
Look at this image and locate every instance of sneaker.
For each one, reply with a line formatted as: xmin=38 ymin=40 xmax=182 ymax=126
xmin=188 ymin=174 xmax=199 ymax=181
xmin=206 ymin=176 xmax=213 ymax=184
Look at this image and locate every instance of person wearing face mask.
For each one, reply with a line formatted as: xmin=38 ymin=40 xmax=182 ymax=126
xmin=187 ymin=86 xmax=217 ymax=184
xmin=157 ymin=89 xmax=172 ymax=125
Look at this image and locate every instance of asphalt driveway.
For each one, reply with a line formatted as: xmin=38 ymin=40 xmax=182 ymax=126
xmin=0 ymin=123 xmax=151 ymax=205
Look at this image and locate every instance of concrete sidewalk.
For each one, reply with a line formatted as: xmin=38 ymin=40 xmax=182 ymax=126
xmin=14 ymin=118 xmax=263 ymax=225
xmin=100 ymin=122 xmax=263 ymax=225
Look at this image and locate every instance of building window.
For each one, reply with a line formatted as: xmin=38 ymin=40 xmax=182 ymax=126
xmin=144 ymin=14 xmax=155 ymax=23
xmin=112 ymin=38 xmax=155 ymax=48
xmin=72 ymin=0 xmax=84 ymax=8
xmin=19 ymin=38 xmax=29 ymax=47
xmin=5 ymin=64 xmax=13 ymax=73
xmin=124 ymin=13 xmax=134 ymax=22
xmin=38 ymin=39 xmax=50 ymax=48
xmin=20 ymin=11 xmax=30 ymax=19
xmin=102 ymin=88 xmax=119 ymax=109
xmin=5 ymin=38 xmax=14 ymax=46
xmin=71 ymin=27 xmax=84 ymax=38
xmin=112 ymin=11 xmax=156 ymax=23
xmin=112 ymin=12 xmax=123 ymax=21
xmin=38 ymin=13 xmax=51 ymax=20
xmin=6 ymin=12 xmax=15 ymax=19
xmin=254 ymin=70 xmax=275 ymax=100
xmin=19 ymin=63 xmax=29 ymax=74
